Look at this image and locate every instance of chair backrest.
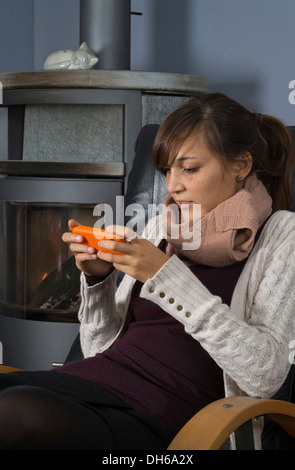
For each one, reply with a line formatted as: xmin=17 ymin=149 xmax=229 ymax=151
xmin=124 ymin=124 xmax=165 ymax=229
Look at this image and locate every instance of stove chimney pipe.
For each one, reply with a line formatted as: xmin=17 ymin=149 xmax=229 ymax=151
xmin=80 ymin=0 xmax=131 ymax=70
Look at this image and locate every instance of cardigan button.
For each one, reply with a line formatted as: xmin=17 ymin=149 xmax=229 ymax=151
xmin=185 ymin=311 xmax=192 ymax=318
xmin=149 ymin=287 xmax=155 ymax=293
xmin=177 ymin=305 xmax=183 ymax=311
xmin=159 ymin=292 xmax=165 ymax=298
xmin=169 ymin=298 xmax=175 ymax=304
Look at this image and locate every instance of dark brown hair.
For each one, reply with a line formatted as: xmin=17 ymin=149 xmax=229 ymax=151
xmin=153 ymin=92 xmax=294 ymax=212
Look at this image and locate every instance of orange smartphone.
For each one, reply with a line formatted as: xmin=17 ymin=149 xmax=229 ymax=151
xmin=72 ymin=225 xmax=126 ymax=255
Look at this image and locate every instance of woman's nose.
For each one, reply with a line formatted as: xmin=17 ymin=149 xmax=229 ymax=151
xmin=166 ymin=171 xmax=185 ymax=193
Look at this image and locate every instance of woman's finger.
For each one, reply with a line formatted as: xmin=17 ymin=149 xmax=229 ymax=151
xmin=75 ymin=252 xmax=98 ymax=262
xmin=62 ymin=232 xmax=83 ymax=243
xmin=70 ymin=242 xmax=97 ymax=255
xmin=105 ymin=225 xmax=139 ymax=241
xmin=97 ymin=237 xmax=138 ymax=256
xmin=68 ymin=219 xmax=80 ymax=230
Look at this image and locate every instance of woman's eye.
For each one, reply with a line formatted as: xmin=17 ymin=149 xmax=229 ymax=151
xmin=184 ymin=167 xmax=199 ymax=174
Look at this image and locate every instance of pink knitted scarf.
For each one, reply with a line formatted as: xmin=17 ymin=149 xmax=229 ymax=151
xmin=163 ymin=174 xmax=272 ymax=267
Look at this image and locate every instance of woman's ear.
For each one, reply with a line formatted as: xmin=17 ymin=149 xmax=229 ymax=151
xmin=233 ymin=152 xmax=253 ymax=181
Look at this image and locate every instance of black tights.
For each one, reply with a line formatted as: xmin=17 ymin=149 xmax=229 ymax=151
xmin=0 ymin=385 xmax=117 ymax=450
xmin=0 ymin=376 xmax=172 ymax=450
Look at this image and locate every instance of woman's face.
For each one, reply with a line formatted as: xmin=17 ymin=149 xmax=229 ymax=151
xmin=165 ymin=131 xmax=243 ymax=220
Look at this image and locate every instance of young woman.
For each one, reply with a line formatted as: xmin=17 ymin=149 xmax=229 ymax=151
xmin=0 ymin=93 xmax=294 ymax=450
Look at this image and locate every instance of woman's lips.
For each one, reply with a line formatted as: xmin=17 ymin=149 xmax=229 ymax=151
xmin=177 ymin=201 xmax=193 ymax=208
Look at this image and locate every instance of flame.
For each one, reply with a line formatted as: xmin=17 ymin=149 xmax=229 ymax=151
xmin=41 ymin=272 xmax=48 ymax=281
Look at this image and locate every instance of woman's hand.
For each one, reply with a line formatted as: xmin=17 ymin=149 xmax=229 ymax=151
xmin=96 ymin=225 xmax=170 ymax=283
xmin=62 ymin=219 xmax=114 ymax=278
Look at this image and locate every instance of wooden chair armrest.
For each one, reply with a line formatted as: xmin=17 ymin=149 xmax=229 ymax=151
xmin=0 ymin=365 xmax=22 ymax=374
xmin=168 ymin=396 xmax=295 ymax=450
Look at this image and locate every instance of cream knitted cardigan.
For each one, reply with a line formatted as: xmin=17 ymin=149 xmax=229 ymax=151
xmin=78 ymin=210 xmax=295 ymax=448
